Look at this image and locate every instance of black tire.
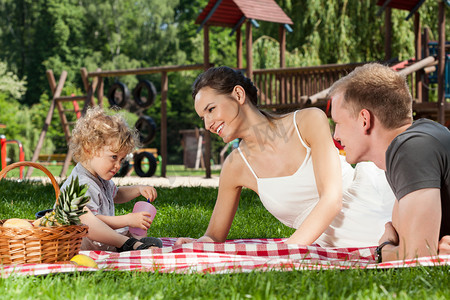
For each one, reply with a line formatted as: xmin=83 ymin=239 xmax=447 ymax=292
xmin=134 ymin=151 xmax=157 ymax=177
xmin=133 ymin=80 xmax=157 ymax=108
xmin=135 ymin=115 xmax=157 ymax=145
xmin=107 ymin=81 xmax=130 ymax=108
xmin=115 ymin=160 xmax=132 ymax=177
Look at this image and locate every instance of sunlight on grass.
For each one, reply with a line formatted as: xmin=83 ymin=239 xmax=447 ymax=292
xmin=2 ymin=164 xmax=220 ymax=178
xmin=0 ymin=179 xmax=449 ymax=299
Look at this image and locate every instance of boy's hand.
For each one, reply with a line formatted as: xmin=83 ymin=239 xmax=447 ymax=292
xmin=128 ymin=211 xmax=153 ymax=229
xmin=139 ymin=186 xmax=157 ymax=202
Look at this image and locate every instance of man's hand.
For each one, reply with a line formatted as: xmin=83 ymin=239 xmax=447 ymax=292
xmin=438 ymin=235 xmax=450 ymax=255
xmin=378 ymin=221 xmax=399 ymax=245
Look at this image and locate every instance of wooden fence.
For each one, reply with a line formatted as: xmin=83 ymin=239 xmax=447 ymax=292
xmin=253 ymin=62 xmax=365 ymax=110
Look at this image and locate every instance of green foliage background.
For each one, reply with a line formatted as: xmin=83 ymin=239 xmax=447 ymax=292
xmin=0 ymin=0 xmax=447 ymax=164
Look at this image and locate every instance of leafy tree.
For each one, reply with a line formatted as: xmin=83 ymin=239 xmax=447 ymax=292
xmin=0 ymin=0 xmax=446 ymax=166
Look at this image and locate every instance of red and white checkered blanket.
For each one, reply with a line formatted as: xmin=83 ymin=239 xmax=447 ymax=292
xmin=2 ymin=238 xmax=449 ymax=277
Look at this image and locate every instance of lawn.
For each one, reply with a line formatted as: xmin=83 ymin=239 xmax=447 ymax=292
xmin=0 ymin=179 xmax=449 ymax=299
xmin=4 ymin=163 xmax=221 ymax=178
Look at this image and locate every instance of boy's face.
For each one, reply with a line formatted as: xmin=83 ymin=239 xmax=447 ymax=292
xmin=331 ymin=92 xmax=367 ymax=165
xmin=83 ymin=145 xmax=128 ymax=180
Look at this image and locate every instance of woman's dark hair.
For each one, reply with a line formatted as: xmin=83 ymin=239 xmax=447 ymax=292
xmin=192 ymin=66 xmax=259 ymax=106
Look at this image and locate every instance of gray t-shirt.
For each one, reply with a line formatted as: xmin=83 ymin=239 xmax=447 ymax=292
xmin=60 ymin=163 xmax=117 ymax=216
xmin=385 ymin=118 xmax=450 ymax=238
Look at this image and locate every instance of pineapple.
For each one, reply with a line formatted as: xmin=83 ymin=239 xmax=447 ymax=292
xmin=35 ymin=176 xmax=90 ymax=227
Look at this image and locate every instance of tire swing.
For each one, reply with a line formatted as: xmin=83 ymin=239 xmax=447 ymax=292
xmin=133 ymin=80 xmax=157 ymax=108
xmin=107 ymin=81 xmax=130 ymax=108
xmin=135 ymin=115 xmax=157 ymax=145
xmin=115 ymin=160 xmax=132 ymax=177
xmin=134 ymin=151 xmax=157 ymax=177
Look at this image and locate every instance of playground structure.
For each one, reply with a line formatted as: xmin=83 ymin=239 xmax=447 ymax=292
xmin=196 ymin=0 xmax=450 ymax=177
xmin=0 ymin=133 xmax=25 ymax=179
xmin=25 ymin=64 xmax=206 ymax=178
xmin=20 ymin=0 xmax=449 ymax=179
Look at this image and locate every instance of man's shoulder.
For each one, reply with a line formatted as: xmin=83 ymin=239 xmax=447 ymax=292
xmin=404 ymin=119 xmax=449 ymax=138
xmin=392 ymin=119 xmax=450 ymax=149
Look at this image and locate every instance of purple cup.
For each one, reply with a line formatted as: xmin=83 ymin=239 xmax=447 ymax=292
xmin=129 ymin=201 xmax=157 ymax=236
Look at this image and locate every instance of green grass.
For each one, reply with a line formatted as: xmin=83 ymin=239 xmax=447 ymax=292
xmin=0 ymin=179 xmax=450 ymax=299
xmin=2 ymin=164 xmax=220 ymax=178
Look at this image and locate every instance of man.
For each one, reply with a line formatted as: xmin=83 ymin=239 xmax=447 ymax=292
xmin=329 ymin=63 xmax=450 ymax=262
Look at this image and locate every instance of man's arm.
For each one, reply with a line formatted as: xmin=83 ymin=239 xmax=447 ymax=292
xmin=380 ymin=188 xmax=441 ymax=262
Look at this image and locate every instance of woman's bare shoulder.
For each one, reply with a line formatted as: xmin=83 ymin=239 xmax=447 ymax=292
xmin=295 ymin=108 xmax=327 ymax=122
xmin=220 ymin=148 xmax=251 ymax=187
xmin=222 ymin=148 xmax=244 ymax=174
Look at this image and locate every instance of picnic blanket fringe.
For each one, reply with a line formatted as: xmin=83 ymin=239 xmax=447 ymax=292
xmin=1 ymin=238 xmax=450 ymax=277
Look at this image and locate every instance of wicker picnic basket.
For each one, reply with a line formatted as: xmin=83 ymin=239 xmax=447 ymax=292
xmin=0 ymin=161 xmax=89 ymax=264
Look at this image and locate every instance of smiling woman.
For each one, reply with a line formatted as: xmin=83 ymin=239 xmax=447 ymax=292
xmin=176 ymin=66 xmax=396 ymax=248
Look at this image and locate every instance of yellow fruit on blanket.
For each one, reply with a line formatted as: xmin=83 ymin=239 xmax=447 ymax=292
xmin=3 ymin=218 xmax=33 ymax=228
xmin=70 ymin=254 xmax=98 ymax=268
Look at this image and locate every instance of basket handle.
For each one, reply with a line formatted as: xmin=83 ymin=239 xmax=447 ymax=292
xmin=0 ymin=161 xmax=60 ymax=201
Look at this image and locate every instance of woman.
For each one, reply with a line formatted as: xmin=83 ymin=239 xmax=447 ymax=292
xmin=177 ymin=66 xmax=395 ymax=247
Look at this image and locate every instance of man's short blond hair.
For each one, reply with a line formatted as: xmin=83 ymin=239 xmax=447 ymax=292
xmin=69 ymin=106 xmax=140 ymax=162
xmin=329 ymin=63 xmax=413 ymax=129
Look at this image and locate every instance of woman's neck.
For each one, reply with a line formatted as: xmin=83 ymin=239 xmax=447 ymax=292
xmin=239 ymin=109 xmax=283 ymax=154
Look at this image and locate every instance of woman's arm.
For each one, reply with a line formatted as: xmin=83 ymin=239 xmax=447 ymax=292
xmin=176 ymin=152 xmax=243 ymax=244
xmin=285 ymin=108 xmax=343 ymax=245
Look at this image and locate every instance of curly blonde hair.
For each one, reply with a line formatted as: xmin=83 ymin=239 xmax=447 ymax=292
xmin=70 ymin=107 xmax=140 ymax=162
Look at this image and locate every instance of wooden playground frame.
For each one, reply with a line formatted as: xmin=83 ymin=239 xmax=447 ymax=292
xmin=26 ymin=64 xmax=206 ymax=178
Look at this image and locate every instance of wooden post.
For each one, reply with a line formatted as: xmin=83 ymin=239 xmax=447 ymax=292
xmin=97 ymin=76 xmax=104 ymax=107
xmin=236 ymin=27 xmax=243 ymax=69
xmin=279 ymin=25 xmax=286 ymax=68
xmin=246 ymin=20 xmax=253 ymax=80
xmin=203 ymin=25 xmax=212 ymax=178
xmin=279 ymin=25 xmax=286 ymax=104
xmin=161 ymin=71 xmax=168 ymax=177
xmin=26 ymin=70 xmax=67 ymax=178
xmin=414 ymin=12 xmax=422 ymax=102
xmin=60 ymin=149 xmax=74 ymax=178
xmin=204 ymin=25 xmax=210 ymax=70
xmin=384 ymin=7 xmax=392 ymax=61
xmin=437 ymin=1 xmax=446 ymax=125
xmin=86 ymin=76 xmax=98 ymax=108
xmin=80 ymin=68 xmax=91 ymax=114
xmin=423 ymin=27 xmax=430 ymax=103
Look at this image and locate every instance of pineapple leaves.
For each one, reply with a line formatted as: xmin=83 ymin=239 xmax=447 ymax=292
xmin=39 ymin=176 xmax=90 ymax=227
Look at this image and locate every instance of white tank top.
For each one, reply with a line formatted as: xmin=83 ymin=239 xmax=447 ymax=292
xmin=237 ymin=110 xmax=355 ymax=229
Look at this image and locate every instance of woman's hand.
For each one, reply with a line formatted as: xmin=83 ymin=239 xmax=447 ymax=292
xmin=127 ymin=211 xmax=153 ymax=229
xmin=174 ymin=236 xmax=216 ymax=245
xmin=174 ymin=237 xmax=196 ymax=245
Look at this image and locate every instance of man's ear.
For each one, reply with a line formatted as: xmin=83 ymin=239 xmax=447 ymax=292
xmin=232 ymin=85 xmax=246 ymax=105
xmin=359 ymin=109 xmax=373 ymax=134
